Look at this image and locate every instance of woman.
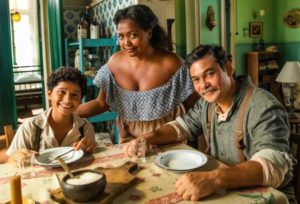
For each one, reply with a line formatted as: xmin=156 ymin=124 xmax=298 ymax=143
xmin=76 ymin=4 xmax=197 ymax=143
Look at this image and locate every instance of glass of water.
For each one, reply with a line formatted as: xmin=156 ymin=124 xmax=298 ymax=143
xmin=18 ymin=152 xmax=35 ymax=179
xmin=132 ymin=138 xmax=147 ymax=163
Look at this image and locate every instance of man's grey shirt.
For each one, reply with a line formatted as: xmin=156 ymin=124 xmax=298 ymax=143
xmin=178 ymin=75 xmax=290 ymax=165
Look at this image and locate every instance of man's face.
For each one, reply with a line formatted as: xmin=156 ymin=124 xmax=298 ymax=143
xmin=189 ymin=55 xmax=233 ymax=104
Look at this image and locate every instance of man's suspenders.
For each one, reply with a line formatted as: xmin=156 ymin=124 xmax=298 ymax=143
xmin=32 ymin=122 xmax=86 ymax=152
xmin=206 ymin=86 xmax=254 ymax=163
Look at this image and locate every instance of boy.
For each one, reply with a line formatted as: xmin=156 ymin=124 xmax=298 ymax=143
xmin=5 ymin=67 xmax=96 ymax=163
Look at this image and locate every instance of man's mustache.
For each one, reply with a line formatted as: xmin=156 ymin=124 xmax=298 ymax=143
xmin=199 ymin=86 xmax=216 ymax=95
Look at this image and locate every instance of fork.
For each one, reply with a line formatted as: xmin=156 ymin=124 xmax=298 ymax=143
xmin=51 ymin=149 xmax=74 ymax=160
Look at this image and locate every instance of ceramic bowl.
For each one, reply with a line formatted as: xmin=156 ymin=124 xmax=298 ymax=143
xmin=61 ymin=169 xmax=106 ymax=202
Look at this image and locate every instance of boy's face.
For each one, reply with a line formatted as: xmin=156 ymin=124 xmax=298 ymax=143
xmin=48 ymin=81 xmax=82 ymax=117
xmin=189 ymin=55 xmax=233 ymax=104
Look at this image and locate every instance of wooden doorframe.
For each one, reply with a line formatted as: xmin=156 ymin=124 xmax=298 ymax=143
xmin=0 ymin=1 xmax=17 ymax=131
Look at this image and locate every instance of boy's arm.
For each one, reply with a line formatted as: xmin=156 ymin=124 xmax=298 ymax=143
xmin=0 ymin=149 xmax=8 ymax=163
xmin=183 ymin=92 xmax=199 ymax=111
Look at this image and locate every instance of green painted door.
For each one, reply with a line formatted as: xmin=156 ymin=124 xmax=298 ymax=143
xmin=0 ymin=1 xmax=17 ymax=131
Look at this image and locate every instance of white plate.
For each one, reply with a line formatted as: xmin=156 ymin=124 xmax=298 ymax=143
xmin=155 ymin=150 xmax=207 ymax=172
xmin=35 ymin=147 xmax=84 ymax=167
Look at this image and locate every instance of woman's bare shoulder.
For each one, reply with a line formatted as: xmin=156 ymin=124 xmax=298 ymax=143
xmin=107 ymin=51 xmax=126 ymax=73
xmin=157 ymin=49 xmax=183 ymax=71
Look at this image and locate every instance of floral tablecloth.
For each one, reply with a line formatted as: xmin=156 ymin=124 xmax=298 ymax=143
xmin=0 ymin=143 xmax=288 ymax=204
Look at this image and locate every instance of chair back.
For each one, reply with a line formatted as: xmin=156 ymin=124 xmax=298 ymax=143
xmin=4 ymin=125 xmax=14 ymax=148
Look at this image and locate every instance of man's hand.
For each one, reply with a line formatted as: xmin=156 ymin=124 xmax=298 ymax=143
xmin=175 ymin=171 xmax=219 ymax=201
xmin=123 ymin=137 xmax=148 ymax=158
xmin=73 ymin=138 xmax=96 ymax=153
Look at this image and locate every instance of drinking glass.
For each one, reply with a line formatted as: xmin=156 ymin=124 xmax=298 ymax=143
xmin=132 ymin=138 xmax=147 ymax=163
xmin=18 ymin=152 xmax=35 ymax=179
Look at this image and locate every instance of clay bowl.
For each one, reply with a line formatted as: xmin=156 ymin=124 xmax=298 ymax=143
xmin=60 ymin=169 xmax=106 ymax=202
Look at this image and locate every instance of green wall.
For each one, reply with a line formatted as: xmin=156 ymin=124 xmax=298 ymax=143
xmin=201 ymin=0 xmax=221 ymax=45
xmin=235 ymin=0 xmax=300 ymax=75
xmin=236 ymin=0 xmax=275 ymax=44
xmin=275 ymin=0 xmax=300 ymax=43
xmin=175 ymin=0 xmax=222 ymax=58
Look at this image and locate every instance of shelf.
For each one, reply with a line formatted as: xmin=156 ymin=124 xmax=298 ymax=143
xmin=247 ymin=51 xmax=280 ymax=95
xmin=67 ymin=38 xmax=117 ymax=48
xmin=65 ymin=37 xmax=117 ymax=73
xmin=64 ymin=37 xmax=119 ymax=143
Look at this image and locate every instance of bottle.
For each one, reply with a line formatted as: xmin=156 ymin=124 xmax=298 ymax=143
xmin=83 ymin=6 xmax=92 ymax=25
xmin=82 ymin=6 xmax=92 ymax=38
xmin=74 ymin=49 xmax=89 ymax=69
xmin=90 ymin=17 xmax=100 ymax=39
xmin=77 ymin=17 xmax=88 ymax=39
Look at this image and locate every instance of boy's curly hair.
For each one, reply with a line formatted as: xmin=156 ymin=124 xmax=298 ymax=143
xmin=47 ymin=67 xmax=87 ymax=97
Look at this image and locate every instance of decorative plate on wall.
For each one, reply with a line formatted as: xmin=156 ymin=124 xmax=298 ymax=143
xmin=283 ymin=9 xmax=300 ymax=28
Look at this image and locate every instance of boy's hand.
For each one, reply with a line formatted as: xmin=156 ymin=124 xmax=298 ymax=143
xmin=73 ymin=138 xmax=96 ymax=153
xmin=8 ymin=149 xmax=38 ymax=165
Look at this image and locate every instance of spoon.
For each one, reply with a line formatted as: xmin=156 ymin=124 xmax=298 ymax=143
xmin=57 ymin=158 xmax=74 ymax=178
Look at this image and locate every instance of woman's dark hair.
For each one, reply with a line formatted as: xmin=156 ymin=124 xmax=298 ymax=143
xmin=185 ymin=45 xmax=231 ymax=70
xmin=47 ymin=67 xmax=87 ymax=97
xmin=113 ymin=4 xmax=168 ymax=50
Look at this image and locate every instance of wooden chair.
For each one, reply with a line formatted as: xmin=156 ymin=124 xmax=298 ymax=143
xmin=0 ymin=125 xmax=14 ymax=163
xmin=0 ymin=125 xmax=14 ymax=149
xmin=88 ymin=112 xmax=118 ymax=144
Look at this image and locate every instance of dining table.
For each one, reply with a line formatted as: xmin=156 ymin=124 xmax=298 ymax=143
xmin=0 ymin=142 xmax=288 ymax=204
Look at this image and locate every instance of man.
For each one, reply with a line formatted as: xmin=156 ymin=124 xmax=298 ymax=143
xmin=123 ymin=45 xmax=295 ymax=202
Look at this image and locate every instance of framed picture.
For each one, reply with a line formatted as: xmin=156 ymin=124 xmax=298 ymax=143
xmin=283 ymin=9 xmax=300 ymax=28
xmin=249 ymin=22 xmax=263 ymax=38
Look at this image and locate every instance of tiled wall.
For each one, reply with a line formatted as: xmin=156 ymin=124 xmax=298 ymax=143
xmin=63 ymin=0 xmax=134 ymax=66
xmin=91 ymin=0 xmax=135 ymax=64
xmin=92 ymin=0 xmax=135 ymax=38
xmin=63 ymin=9 xmax=83 ymax=66
xmin=63 ymin=0 xmax=134 ymax=39
xmin=63 ymin=9 xmax=83 ymax=40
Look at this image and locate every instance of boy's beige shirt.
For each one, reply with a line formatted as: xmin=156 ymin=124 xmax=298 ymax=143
xmin=7 ymin=108 xmax=95 ymax=155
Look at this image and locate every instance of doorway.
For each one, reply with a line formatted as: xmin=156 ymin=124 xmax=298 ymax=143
xmin=9 ymin=0 xmax=45 ymax=123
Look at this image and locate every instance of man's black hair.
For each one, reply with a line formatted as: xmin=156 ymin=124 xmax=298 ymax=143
xmin=185 ymin=45 xmax=231 ymax=71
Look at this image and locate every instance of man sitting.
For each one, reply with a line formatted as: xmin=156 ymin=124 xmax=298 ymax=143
xmin=123 ymin=45 xmax=295 ymax=202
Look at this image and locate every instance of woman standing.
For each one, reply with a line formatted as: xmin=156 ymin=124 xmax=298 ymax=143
xmin=77 ymin=4 xmax=197 ymax=143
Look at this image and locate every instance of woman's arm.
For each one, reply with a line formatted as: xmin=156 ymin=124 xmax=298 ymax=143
xmin=183 ymin=92 xmax=199 ymax=111
xmin=76 ymin=90 xmax=110 ymax=118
